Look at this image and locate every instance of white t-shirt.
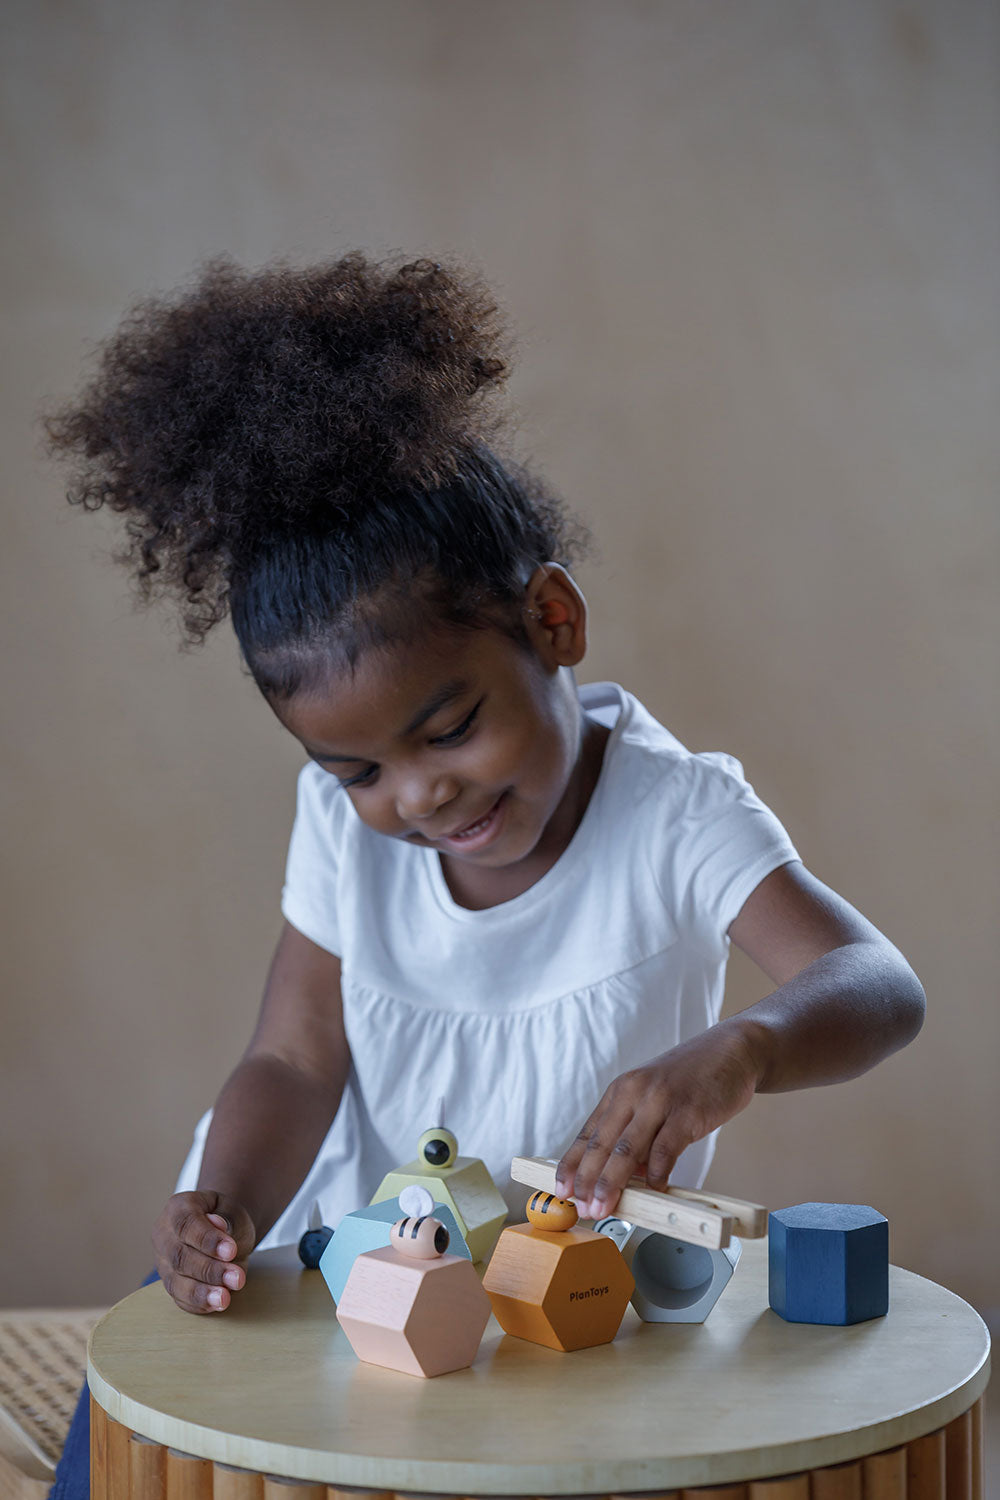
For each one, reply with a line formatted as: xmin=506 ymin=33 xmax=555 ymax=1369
xmin=176 ymin=682 xmax=798 ymax=1246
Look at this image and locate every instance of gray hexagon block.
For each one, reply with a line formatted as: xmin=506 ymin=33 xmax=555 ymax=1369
xmin=595 ymin=1218 xmax=741 ymax=1323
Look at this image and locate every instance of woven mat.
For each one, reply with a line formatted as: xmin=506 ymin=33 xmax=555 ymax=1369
xmin=0 ymin=1309 xmax=107 ymax=1480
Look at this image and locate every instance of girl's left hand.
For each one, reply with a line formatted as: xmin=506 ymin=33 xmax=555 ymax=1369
xmin=554 ymin=1020 xmax=764 ymax=1219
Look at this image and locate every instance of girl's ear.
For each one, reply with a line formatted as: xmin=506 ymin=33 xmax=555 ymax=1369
xmin=522 ymin=564 xmax=588 ymax=667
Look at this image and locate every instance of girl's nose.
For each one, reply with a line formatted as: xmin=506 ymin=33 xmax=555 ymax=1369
xmin=395 ymin=771 xmax=460 ymax=823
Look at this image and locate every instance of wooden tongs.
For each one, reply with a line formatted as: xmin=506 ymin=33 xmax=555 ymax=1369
xmin=510 ymin=1156 xmax=767 ymax=1251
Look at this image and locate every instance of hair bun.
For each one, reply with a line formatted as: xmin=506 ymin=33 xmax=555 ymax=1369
xmin=45 ymin=251 xmax=514 ymax=633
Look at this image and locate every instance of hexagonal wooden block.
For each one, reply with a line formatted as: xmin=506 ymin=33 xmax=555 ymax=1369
xmin=598 ymin=1221 xmax=742 ymax=1323
xmin=337 ymin=1245 xmax=492 ymax=1377
xmin=371 ymin=1158 xmax=507 ymax=1263
xmin=482 ymin=1223 xmax=635 ymax=1351
xmin=769 ymin=1202 xmax=889 ymax=1325
xmin=319 ymin=1197 xmax=470 ymax=1304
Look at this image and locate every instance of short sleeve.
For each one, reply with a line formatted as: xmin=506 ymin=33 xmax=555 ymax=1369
xmin=280 ymin=762 xmax=347 ymax=956
xmin=662 ymin=752 xmax=799 ymax=950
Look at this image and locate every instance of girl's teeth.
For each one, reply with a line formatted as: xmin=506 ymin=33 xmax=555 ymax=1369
xmin=456 ymin=812 xmax=490 ymax=838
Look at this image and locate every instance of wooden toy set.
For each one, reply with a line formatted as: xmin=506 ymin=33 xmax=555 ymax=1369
xmin=307 ymin=1116 xmax=889 ymax=1378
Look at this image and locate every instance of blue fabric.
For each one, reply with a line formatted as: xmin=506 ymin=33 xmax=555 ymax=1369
xmin=49 ymin=1273 xmax=159 ymax=1500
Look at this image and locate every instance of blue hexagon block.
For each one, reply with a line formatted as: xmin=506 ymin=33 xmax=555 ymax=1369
xmin=769 ymin=1202 xmax=888 ymax=1325
xmin=319 ymin=1198 xmax=470 ymax=1304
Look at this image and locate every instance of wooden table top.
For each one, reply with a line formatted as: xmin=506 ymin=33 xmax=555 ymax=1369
xmin=87 ymin=1239 xmax=990 ymax=1494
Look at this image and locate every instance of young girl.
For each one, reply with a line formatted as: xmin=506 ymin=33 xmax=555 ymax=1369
xmin=48 ymin=253 xmax=925 ymax=1316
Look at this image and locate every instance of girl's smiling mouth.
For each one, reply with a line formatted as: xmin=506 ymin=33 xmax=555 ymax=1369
xmin=434 ymin=792 xmax=508 ymax=853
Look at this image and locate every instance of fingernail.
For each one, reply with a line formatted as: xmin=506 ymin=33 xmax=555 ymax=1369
xmin=223 ymin=1269 xmax=241 ymax=1290
xmin=591 ymin=1198 xmax=608 ymax=1217
xmin=216 ymin=1239 xmax=236 ymax=1261
xmin=555 ymin=1177 xmax=568 ymax=1196
xmin=207 ymin=1289 xmax=224 ymax=1309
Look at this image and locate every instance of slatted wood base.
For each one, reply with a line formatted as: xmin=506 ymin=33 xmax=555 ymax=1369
xmin=91 ymin=1396 xmax=984 ymax=1500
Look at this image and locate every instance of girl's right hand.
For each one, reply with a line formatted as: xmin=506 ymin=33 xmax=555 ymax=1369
xmin=152 ymin=1191 xmax=257 ymax=1314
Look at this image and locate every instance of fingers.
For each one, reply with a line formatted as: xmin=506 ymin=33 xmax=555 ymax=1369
xmin=204 ymin=1212 xmax=242 ymax=1261
xmin=555 ymin=1074 xmax=693 ymax=1219
xmin=152 ymin=1192 xmax=255 ymax=1315
xmin=554 ymin=1121 xmax=594 ymax=1201
xmin=162 ymin=1254 xmax=245 ymax=1316
xmin=203 ymin=1195 xmax=257 ymax=1261
xmin=556 ymin=1032 xmax=762 ymax=1221
xmin=565 ymin=1117 xmax=681 ymax=1220
xmin=644 ymin=1127 xmax=682 ymax=1192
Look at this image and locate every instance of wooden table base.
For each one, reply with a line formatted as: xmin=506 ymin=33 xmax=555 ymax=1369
xmin=91 ymin=1394 xmax=984 ymax=1500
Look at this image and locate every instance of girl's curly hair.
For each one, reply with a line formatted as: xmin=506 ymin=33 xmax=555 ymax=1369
xmin=45 ymin=252 xmax=586 ymax=694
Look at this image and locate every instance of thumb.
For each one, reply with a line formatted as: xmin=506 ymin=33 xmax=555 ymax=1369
xmin=204 ymin=1198 xmax=257 ymax=1260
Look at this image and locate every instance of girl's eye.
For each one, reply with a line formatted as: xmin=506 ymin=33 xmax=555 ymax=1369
xmin=431 ymin=699 xmax=483 ymax=746
xmin=339 ymin=764 xmax=378 ymax=790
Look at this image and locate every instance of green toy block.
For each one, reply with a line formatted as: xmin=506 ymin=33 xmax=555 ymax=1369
xmin=372 ymin=1121 xmax=508 ymax=1262
xmin=372 ymin=1156 xmax=507 ymax=1263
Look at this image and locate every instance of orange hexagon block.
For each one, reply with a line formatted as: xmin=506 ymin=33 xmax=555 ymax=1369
xmin=337 ymin=1244 xmax=491 ymax=1377
xmin=483 ymin=1222 xmax=635 ymax=1351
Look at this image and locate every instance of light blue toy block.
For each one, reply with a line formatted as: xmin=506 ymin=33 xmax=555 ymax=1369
xmin=319 ymin=1199 xmax=470 ymax=1304
xmin=769 ymin=1202 xmax=888 ymax=1325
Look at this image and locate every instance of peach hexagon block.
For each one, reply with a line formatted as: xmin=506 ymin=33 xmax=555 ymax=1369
xmin=336 ymin=1244 xmax=492 ymax=1377
xmin=483 ymin=1222 xmax=635 ymax=1351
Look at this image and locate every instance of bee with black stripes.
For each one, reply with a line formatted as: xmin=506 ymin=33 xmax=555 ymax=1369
xmin=392 ymin=1215 xmax=452 ymax=1258
xmin=526 ymin=1191 xmax=579 ymax=1233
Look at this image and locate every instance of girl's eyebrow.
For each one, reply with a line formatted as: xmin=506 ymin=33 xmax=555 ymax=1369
xmin=401 ymin=678 xmax=470 ymax=736
xmin=309 ymin=749 xmax=363 ymax=765
xmin=307 ymin=679 xmax=472 ymax=764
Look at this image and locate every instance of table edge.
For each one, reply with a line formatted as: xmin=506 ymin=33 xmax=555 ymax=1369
xmin=87 ymin=1343 xmax=991 ymax=1495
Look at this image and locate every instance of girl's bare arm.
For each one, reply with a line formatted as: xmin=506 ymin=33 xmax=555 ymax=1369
xmin=557 ymin=862 xmax=925 ymax=1217
xmin=721 ymin=861 xmax=925 ymax=1091
xmin=152 ymin=921 xmax=349 ymax=1313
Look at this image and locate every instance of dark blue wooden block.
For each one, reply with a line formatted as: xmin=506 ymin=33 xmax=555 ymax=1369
xmin=769 ymin=1202 xmax=889 ymax=1325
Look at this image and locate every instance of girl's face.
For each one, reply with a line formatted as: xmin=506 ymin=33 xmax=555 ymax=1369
xmin=273 ymin=572 xmax=607 ymax=903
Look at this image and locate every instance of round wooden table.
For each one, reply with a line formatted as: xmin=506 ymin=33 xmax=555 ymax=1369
xmin=88 ymin=1239 xmax=989 ymax=1500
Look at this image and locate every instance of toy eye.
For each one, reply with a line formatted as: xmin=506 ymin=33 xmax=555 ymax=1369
xmin=392 ymin=1216 xmax=450 ymax=1258
xmin=418 ymin=1126 xmax=458 ymax=1168
xmin=526 ymin=1192 xmax=579 ymax=1232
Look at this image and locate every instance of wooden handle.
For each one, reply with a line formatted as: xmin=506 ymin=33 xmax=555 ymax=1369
xmin=510 ymin=1157 xmax=766 ymax=1247
xmin=661 ymin=1185 xmax=768 ymax=1238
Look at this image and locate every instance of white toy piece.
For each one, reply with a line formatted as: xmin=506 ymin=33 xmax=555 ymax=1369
xmin=398 ymin=1183 xmax=435 ymax=1218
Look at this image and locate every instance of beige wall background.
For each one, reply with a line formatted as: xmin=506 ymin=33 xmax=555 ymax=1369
xmin=1 ymin=0 xmax=997 ymax=1325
